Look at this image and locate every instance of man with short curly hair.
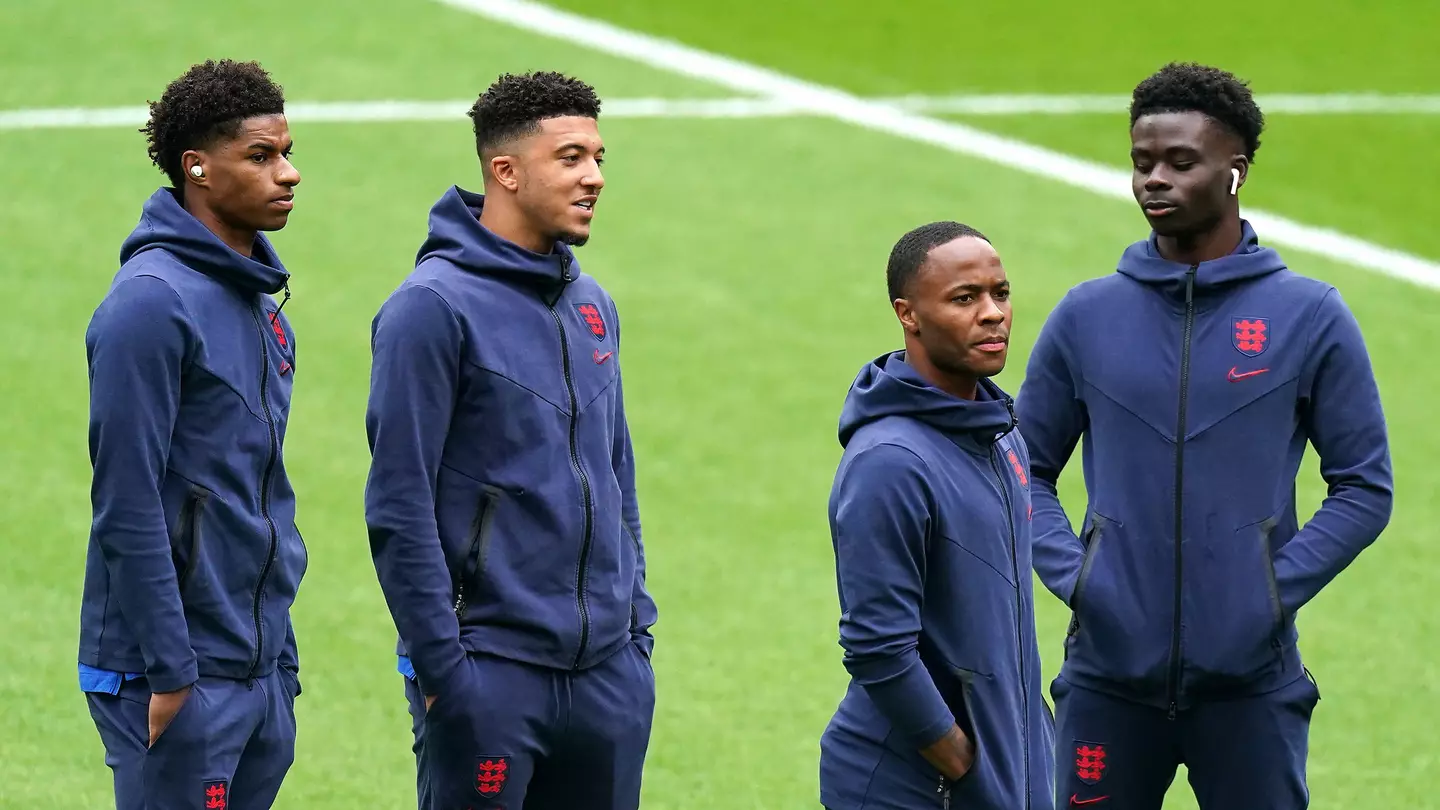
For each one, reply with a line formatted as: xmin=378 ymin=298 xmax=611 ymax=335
xmin=79 ymin=59 xmax=306 ymax=810
xmin=1017 ymin=62 xmax=1392 ymax=808
xmin=365 ymin=71 xmax=657 ymax=809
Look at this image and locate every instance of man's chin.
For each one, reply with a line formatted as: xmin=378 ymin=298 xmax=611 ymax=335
xmin=253 ymin=213 xmax=292 ymax=233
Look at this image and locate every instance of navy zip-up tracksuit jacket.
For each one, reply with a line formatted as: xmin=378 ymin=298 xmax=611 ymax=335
xmin=821 ymin=352 xmax=1054 ymax=810
xmin=1017 ymin=221 xmax=1393 ymax=711
xmin=365 ymin=186 xmax=656 ymax=697
xmin=79 ymin=187 xmax=306 ymax=694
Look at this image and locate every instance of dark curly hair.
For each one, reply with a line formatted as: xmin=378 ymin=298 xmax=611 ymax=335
xmin=467 ymin=71 xmax=601 ymax=160
xmin=1130 ymin=62 xmax=1264 ymax=162
xmin=141 ymin=59 xmax=286 ymax=188
xmin=887 ymin=221 xmax=990 ymax=302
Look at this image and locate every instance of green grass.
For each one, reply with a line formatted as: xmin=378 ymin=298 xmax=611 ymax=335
xmin=2 ymin=0 xmax=1438 ymax=807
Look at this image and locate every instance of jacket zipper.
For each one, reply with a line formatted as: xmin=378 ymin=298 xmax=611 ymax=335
xmin=987 ymin=401 xmax=1029 ymax=810
xmin=247 ymin=304 xmax=283 ymax=684
xmin=546 ymin=255 xmax=595 ymax=670
xmin=1167 ymin=265 xmax=1198 ymax=720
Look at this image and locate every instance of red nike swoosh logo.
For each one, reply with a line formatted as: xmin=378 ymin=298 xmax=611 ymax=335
xmin=593 ymin=350 xmax=613 ymax=364
xmin=1070 ymin=796 xmax=1109 ymax=807
xmin=1227 ymin=366 xmax=1269 ymax=382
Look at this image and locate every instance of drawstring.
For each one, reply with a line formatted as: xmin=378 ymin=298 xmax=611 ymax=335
xmin=270 ymin=281 xmax=292 ymax=326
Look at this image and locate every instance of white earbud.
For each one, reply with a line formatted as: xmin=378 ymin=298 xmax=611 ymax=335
xmin=1229 ymin=168 xmax=1240 ymax=196
xmin=190 ymin=165 xmax=205 ymax=178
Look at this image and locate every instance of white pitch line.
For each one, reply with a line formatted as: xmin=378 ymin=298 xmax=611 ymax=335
xmin=0 ymin=97 xmax=815 ymax=131
xmin=8 ymin=91 xmax=1440 ymax=132
xmin=434 ymin=0 xmax=1440 ymax=291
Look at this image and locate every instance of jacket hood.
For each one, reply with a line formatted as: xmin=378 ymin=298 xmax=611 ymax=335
xmin=119 ymin=188 xmax=290 ymax=295
xmin=1117 ymin=220 xmax=1286 ymax=295
xmin=415 ymin=185 xmax=577 ymax=286
xmin=839 ymin=350 xmax=1017 ymax=448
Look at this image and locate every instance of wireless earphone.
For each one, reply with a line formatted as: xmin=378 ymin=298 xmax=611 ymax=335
xmin=190 ymin=165 xmax=205 ymax=178
xmin=1229 ymin=168 xmax=1240 ymax=196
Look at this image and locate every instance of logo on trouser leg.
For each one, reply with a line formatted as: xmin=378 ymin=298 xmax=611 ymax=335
xmin=476 ymin=757 xmax=509 ymax=798
xmin=1075 ymin=741 xmax=1107 ymax=784
xmin=202 ymin=780 xmax=229 ymax=809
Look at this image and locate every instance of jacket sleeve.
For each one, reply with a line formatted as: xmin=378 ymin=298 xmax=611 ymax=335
xmin=280 ymin=617 xmax=300 ymax=695
xmin=832 ymin=443 xmax=954 ymax=749
xmin=613 ymin=366 xmax=657 ymax=657
xmin=364 ymin=284 xmax=466 ymax=697
xmin=1273 ymin=289 xmax=1393 ymax=616
xmin=85 ymin=275 xmax=197 ymax=694
xmin=1015 ymin=294 xmax=1089 ymax=605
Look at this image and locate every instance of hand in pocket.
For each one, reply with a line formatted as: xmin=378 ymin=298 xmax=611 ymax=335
xmin=148 ymin=684 xmax=193 ymax=747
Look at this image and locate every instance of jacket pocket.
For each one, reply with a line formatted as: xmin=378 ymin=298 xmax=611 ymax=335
xmin=453 ymin=485 xmax=504 ymax=617
xmin=1258 ymin=516 xmax=1283 ymax=633
xmin=175 ymin=489 xmax=210 ymax=594
xmin=1069 ymin=516 xmax=1106 ymax=612
xmin=1064 ymin=516 xmax=1106 ymax=657
xmin=1258 ymin=515 xmax=1285 ymax=665
xmin=948 ymin=667 xmax=986 ymax=788
xmin=1183 ymin=511 xmax=1288 ymax=685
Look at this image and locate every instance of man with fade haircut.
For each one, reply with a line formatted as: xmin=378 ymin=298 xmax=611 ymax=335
xmin=819 ymin=222 xmax=1055 ymax=810
xmin=364 ymin=71 xmax=657 ymax=809
xmin=1018 ymin=62 xmax=1392 ymax=809
xmin=79 ymin=59 xmax=306 ymax=810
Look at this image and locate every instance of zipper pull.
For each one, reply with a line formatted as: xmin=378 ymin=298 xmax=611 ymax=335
xmin=272 ymin=281 xmax=292 ymax=323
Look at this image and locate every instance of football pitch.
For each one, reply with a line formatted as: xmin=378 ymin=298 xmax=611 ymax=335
xmin=3 ymin=0 xmax=1438 ymax=806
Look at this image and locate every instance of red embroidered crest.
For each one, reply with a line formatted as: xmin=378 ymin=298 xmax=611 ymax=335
xmin=203 ymin=780 xmax=229 ymax=809
xmin=476 ymin=757 xmax=509 ymax=798
xmin=574 ymin=303 xmax=607 ymax=341
xmin=1007 ymin=449 xmax=1029 ymax=487
xmin=1233 ymin=317 xmax=1268 ymax=357
xmin=1075 ymin=742 xmax=1107 ymax=785
xmin=269 ymin=311 xmax=288 ymax=348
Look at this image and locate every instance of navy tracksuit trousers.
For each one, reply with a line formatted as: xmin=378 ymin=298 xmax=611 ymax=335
xmin=404 ymin=642 xmax=656 ymax=810
xmin=1052 ymin=671 xmax=1321 ymax=809
xmin=86 ymin=670 xmax=296 ymax=810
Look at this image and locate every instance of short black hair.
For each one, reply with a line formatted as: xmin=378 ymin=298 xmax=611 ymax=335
xmin=467 ymin=71 xmax=602 ymax=160
xmin=141 ymin=59 xmax=287 ymax=188
xmin=1130 ymin=62 xmax=1265 ymax=162
xmin=887 ymin=221 xmax=990 ymax=301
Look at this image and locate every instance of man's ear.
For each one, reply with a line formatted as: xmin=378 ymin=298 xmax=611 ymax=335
xmin=488 ymin=153 xmax=521 ymax=192
xmin=894 ymin=298 xmax=920 ymax=335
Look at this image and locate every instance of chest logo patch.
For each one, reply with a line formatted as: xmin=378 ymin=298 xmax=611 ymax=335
xmin=575 ymin=303 xmax=607 ymax=341
xmin=1232 ymin=317 xmax=1269 ymax=357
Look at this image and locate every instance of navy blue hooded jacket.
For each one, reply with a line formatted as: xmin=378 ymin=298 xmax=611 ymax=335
xmin=823 ymin=351 xmax=1054 ymax=809
xmin=1017 ymin=221 xmax=1392 ymax=712
xmin=79 ymin=187 xmax=307 ymax=695
xmin=365 ymin=186 xmax=656 ymax=697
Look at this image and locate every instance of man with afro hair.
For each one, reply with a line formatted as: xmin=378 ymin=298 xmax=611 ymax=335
xmin=1017 ymin=62 xmax=1391 ymax=808
xmin=78 ymin=59 xmax=306 ymax=810
xmin=364 ymin=70 xmax=657 ymax=809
